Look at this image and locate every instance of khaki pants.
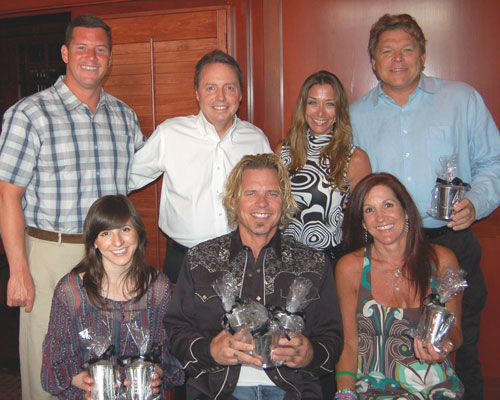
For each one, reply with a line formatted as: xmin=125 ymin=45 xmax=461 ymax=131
xmin=20 ymin=234 xmax=84 ymax=400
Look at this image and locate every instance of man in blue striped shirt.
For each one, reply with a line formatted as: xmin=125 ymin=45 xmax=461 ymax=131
xmin=0 ymin=14 xmax=145 ymax=399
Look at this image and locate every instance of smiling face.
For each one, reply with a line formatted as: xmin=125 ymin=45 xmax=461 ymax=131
xmin=61 ymin=27 xmax=111 ymax=94
xmin=234 ymin=168 xmax=283 ymax=249
xmin=196 ymin=62 xmax=242 ymax=138
xmin=371 ymin=29 xmax=426 ymax=101
xmin=94 ymin=221 xmax=138 ymax=271
xmin=362 ymin=185 xmax=408 ymax=247
xmin=305 ymin=83 xmax=337 ymax=136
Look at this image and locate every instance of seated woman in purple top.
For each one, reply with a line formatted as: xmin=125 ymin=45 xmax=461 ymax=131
xmin=42 ymin=194 xmax=183 ymax=399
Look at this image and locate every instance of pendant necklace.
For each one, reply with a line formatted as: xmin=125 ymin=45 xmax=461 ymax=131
xmin=374 ymin=247 xmax=403 ymax=292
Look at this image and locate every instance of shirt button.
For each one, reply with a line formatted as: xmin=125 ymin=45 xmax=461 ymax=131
xmin=407 ymin=177 xmax=412 ymax=181
xmin=202 ymin=295 xmax=207 ymax=300
xmin=96 ymin=172 xmax=100 ymax=176
xmin=219 ymin=212 xmax=222 ymax=216
xmin=403 ymin=130 xmax=408 ymax=135
xmin=405 ymin=152 xmax=410 ymax=157
xmin=248 ymin=273 xmax=253 ymax=278
xmin=256 ymin=268 xmax=261 ymax=273
xmin=256 ymin=296 xmax=261 ymax=301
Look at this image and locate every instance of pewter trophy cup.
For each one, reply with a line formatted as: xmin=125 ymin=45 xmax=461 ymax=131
xmin=414 ymin=303 xmax=456 ymax=352
xmin=410 ymin=269 xmax=467 ymax=353
xmin=428 ymin=155 xmax=471 ymax=220
xmin=429 ymin=180 xmax=469 ymax=220
xmin=120 ymin=323 xmax=161 ymax=400
xmin=79 ymin=325 xmax=117 ymax=400
xmin=252 ymin=321 xmax=282 ymax=369
xmin=124 ymin=359 xmax=156 ymax=400
xmin=88 ymin=359 xmax=118 ymax=400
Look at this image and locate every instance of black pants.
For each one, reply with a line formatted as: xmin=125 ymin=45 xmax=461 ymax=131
xmin=163 ymin=239 xmax=189 ymax=284
xmin=426 ymin=227 xmax=486 ymax=400
xmin=320 ymin=245 xmax=343 ymax=400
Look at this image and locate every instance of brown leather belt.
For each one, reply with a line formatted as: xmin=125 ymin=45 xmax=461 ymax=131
xmin=26 ymin=227 xmax=84 ymax=244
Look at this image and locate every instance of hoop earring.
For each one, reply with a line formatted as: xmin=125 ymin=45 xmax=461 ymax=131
xmin=364 ymin=228 xmax=368 ymax=244
xmin=405 ymin=218 xmax=409 ymax=232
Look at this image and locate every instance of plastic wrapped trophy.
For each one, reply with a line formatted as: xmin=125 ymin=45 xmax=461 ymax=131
xmin=412 ymin=269 xmax=468 ymax=352
xmin=273 ymin=277 xmax=317 ymax=339
xmin=428 ymin=154 xmax=471 ymax=220
xmin=119 ymin=321 xmax=160 ymax=400
xmin=79 ymin=325 xmax=118 ymax=400
xmin=213 ymin=273 xmax=279 ymax=367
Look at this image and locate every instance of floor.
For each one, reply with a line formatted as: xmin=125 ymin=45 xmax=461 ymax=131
xmin=0 ymin=304 xmax=21 ymax=400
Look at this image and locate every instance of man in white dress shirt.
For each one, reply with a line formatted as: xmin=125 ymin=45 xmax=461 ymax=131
xmin=130 ymin=49 xmax=271 ymax=283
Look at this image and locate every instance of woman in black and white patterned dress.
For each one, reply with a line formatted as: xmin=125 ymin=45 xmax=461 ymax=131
xmin=275 ymin=70 xmax=371 ymax=266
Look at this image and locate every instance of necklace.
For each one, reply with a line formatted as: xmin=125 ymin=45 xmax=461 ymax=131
xmin=373 ymin=247 xmax=403 ymax=292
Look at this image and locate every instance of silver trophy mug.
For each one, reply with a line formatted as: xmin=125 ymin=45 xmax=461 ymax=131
xmin=429 ymin=182 xmax=468 ymax=220
xmin=88 ymin=360 xmax=117 ymax=400
xmin=125 ymin=359 xmax=156 ymax=400
xmin=252 ymin=330 xmax=282 ymax=369
xmin=416 ymin=303 xmax=456 ymax=353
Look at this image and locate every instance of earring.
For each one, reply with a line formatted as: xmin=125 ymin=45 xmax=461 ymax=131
xmin=405 ymin=218 xmax=409 ymax=232
xmin=364 ymin=228 xmax=368 ymax=244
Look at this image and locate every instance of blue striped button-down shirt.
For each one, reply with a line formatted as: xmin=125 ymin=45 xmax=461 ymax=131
xmin=0 ymin=75 xmax=146 ymax=233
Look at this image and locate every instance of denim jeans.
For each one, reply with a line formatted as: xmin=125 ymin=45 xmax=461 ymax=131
xmin=233 ymin=385 xmax=286 ymax=400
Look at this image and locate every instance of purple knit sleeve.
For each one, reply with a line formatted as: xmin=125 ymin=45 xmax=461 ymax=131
xmin=41 ymin=274 xmax=86 ymax=399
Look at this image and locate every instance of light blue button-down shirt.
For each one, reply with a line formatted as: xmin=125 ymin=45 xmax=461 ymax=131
xmin=351 ymin=74 xmax=500 ymax=228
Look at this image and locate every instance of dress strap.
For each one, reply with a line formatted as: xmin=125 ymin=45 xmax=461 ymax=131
xmin=360 ymin=246 xmax=372 ymax=290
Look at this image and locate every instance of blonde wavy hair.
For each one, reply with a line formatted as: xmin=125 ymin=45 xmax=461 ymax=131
xmin=223 ymin=153 xmax=298 ymax=230
xmin=284 ymin=70 xmax=353 ymax=193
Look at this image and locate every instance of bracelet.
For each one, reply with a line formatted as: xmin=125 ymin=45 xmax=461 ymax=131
xmin=334 ymin=388 xmax=357 ymax=400
xmin=335 ymin=370 xmax=357 ymax=379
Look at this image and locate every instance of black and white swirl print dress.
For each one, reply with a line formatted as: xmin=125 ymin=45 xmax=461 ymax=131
xmin=280 ymin=133 xmax=354 ymax=251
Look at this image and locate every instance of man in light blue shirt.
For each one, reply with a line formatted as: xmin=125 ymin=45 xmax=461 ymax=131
xmin=351 ymin=14 xmax=500 ymax=400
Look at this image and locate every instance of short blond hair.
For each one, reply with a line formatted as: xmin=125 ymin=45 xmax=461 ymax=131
xmin=223 ymin=153 xmax=297 ymax=229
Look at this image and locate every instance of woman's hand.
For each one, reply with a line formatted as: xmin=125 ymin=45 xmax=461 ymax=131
xmin=151 ymin=364 xmax=164 ymax=394
xmin=71 ymin=371 xmax=93 ymax=398
xmin=123 ymin=364 xmax=164 ymax=394
xmin=414 ymin=338 xmax=453 ymax=363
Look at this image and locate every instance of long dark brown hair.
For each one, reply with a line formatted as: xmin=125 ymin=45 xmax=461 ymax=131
xmin=284 ymin=70 xmax=353 ymax=192
xmin=73 ymin=194 xmax=157 ymax=308
xmin=343 ymin=173 xmax=437 ymax=299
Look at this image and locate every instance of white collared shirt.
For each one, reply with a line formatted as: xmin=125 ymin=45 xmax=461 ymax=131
xmin=129 ymin=111 xmax=271 ymax=247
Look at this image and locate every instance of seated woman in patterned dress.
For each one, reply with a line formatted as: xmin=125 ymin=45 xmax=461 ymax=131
xmin=334 ymin=173 xmax=464 ymax=399
xmin=274 ymin=70 xmax=371 ymax=266
xmin=41 ymin=195 xmax=183 ymax=399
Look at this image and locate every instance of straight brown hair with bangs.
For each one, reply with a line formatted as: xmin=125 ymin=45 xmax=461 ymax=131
xmin=73 ymin=194 xmax=157 ymax=308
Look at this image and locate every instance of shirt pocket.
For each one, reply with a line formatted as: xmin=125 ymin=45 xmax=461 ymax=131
xmin=194 ymin=284 xmax=219 ymax=304
xmin=425 ymin=126 xmax=456 ymax=165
